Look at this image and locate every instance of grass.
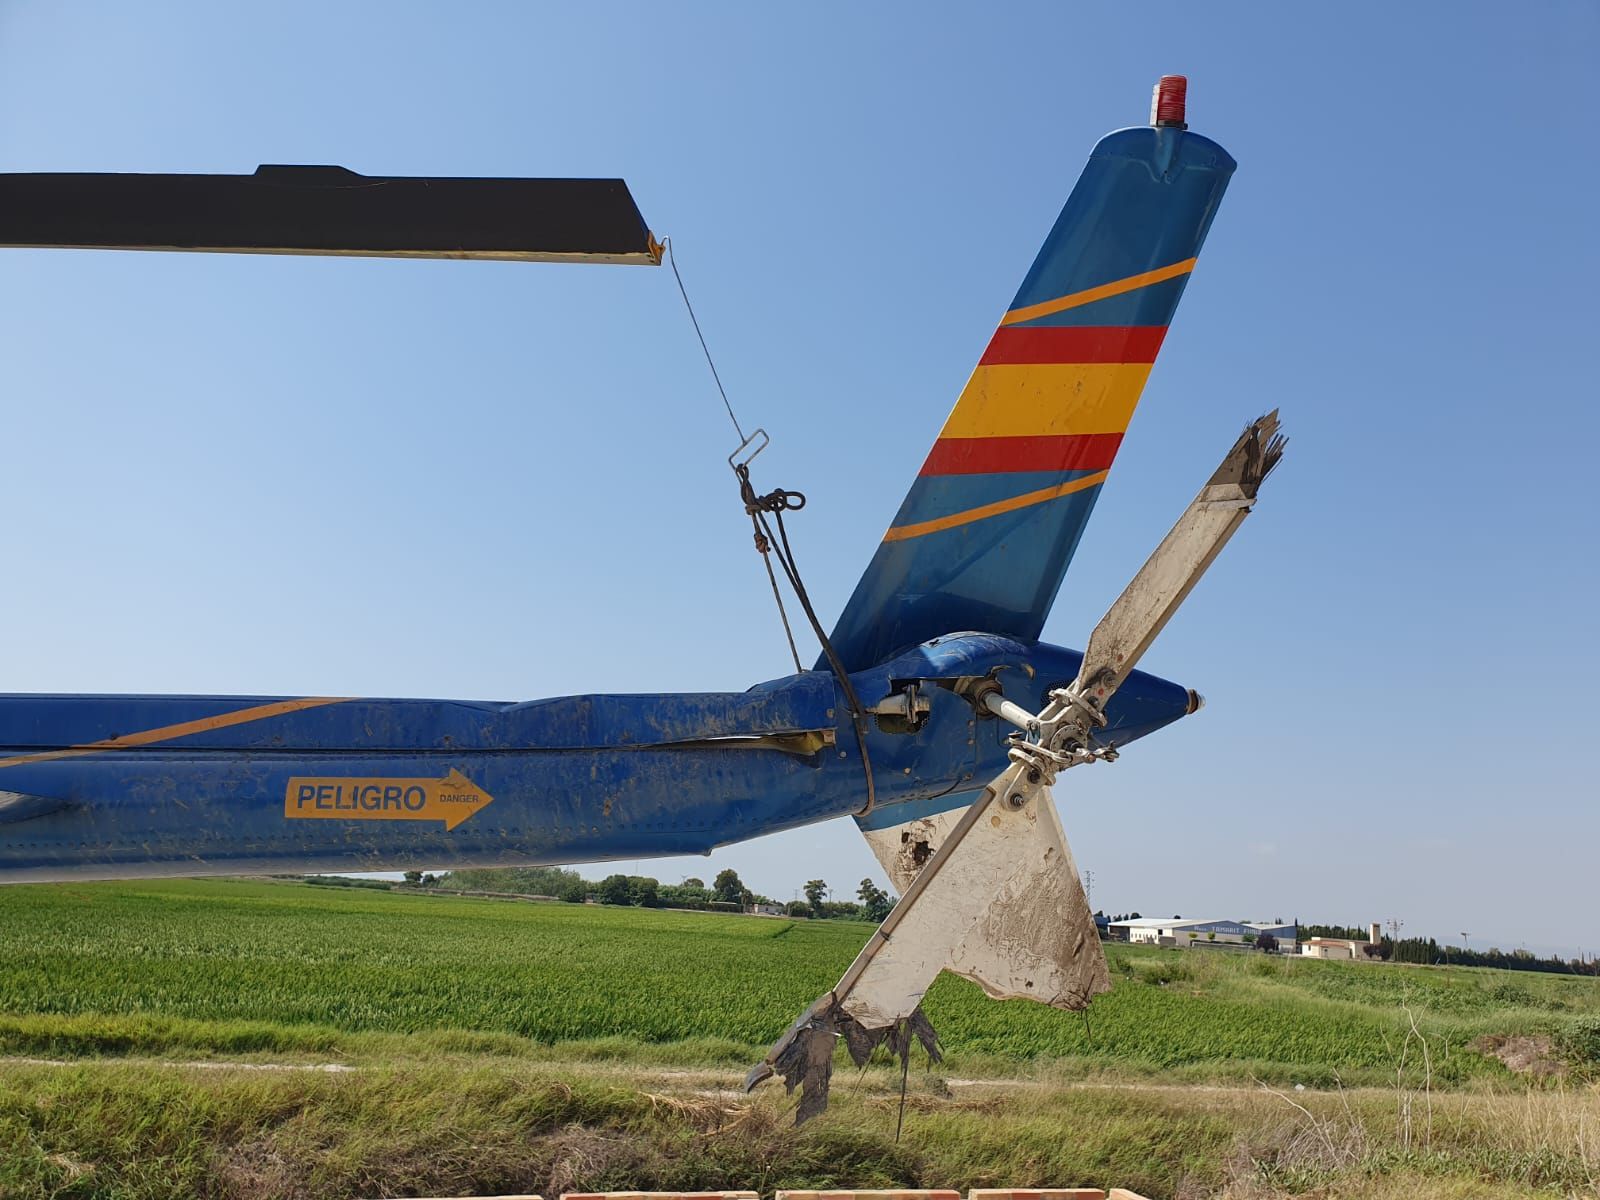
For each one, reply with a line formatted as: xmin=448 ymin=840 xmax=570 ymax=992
xmin=3 ymin=878 xmax=1596 ymax=1086
xmin=2 ymin=878 xmax=1598 ymax=1198
xmin=2 ymin=1059 xmax=1597 ymax=1199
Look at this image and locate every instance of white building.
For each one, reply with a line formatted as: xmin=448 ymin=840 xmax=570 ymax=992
xmin=1109 ymin=917 xmax=1297 ymax=949
xmin=1301 ymin=923 xmax=1383 ymax=960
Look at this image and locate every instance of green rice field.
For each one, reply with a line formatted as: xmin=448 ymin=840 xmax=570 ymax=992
xmin=3 ymin=878 xmax=1599 ymax=1198
xmin=1 ymin=877 xmax=1596 ymax=1087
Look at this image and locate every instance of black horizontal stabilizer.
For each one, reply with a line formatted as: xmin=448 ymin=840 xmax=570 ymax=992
xmin=0 ymin=166 xmax=660 ymax=264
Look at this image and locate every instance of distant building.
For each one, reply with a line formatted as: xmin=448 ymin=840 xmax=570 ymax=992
xmin=747 ymin=901 xmax=786 ymax=917
xmin=1301 ymin=923 xmax=1383 ymax=960
xmin=1109 ymin=917 xmax=1297 ymax=949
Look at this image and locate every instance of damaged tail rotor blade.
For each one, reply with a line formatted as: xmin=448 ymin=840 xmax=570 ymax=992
xmin=1075 ymin=410 xmax=1285 ymax=707
xmin=938 ymin=786 xmax=1106 ymax=1008
xmin=748 ymin=775 xmax=1106 ymax=1123
xmin=744 ymin=995 xmax=942 ymax=1126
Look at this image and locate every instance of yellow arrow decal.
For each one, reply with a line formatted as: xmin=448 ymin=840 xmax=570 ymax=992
xmin=283 ymin=769 xmax=493 ymax=831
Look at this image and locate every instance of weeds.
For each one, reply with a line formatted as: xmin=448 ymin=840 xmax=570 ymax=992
xmin=5 ymin=1058 xmax=1596 ymax=1200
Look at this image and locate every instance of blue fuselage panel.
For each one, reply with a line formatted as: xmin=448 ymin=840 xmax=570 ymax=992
xmin=0 ymin=635 xmax=1192 ymax=882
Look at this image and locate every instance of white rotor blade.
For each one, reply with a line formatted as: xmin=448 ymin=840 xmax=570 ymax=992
xmin=1075 ymin=410 xmax=1284 ymax=709
xmin=750 ymin=758 xmax=1103 ymax=1097
xmin=841 ymin=784 xmax=1106 ymax=1025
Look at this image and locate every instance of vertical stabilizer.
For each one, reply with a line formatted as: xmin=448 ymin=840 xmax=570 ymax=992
xmin=828 ymin=79 xmax=1236 ymax=670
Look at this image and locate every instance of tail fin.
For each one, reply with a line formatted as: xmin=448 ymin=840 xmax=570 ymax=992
xmin=827 ymin=81 xmax=1236 ymax=670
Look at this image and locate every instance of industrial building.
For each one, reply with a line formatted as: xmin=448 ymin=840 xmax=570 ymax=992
xmin=1108 ymin=917 xmax=1297 ymax=949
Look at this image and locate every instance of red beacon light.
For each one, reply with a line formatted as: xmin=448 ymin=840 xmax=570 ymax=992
xmin=1150 ymin=74 xmax=1188 ymax=129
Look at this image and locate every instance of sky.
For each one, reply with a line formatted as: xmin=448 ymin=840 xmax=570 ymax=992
xmin=1 ymin=3 xmax=1596 ymax=955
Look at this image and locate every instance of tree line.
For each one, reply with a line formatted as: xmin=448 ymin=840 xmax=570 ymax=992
xmin=1302 ymin=921 xmax=1598 ymax=975
xmin=406 ymin=865 xmax=895 ymax=921
xmin=389 ymin=876 xmax=1595 ymax=976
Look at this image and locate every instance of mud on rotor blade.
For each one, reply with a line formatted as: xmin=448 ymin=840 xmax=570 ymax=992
xmin=1076 ymin=410 xmax=1285 ymax=703
xmin=751 ymin=781 xmax=1105 ymax=1123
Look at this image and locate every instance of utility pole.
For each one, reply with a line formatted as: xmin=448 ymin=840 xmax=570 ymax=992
xmin=1084 ymin=869 xmax=1094 ymax=910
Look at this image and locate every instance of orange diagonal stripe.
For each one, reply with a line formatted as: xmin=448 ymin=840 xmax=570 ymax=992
xmin=882 ymin=470 xmax=1108 ymax=543
xmin=0 ymin=696 xmax=351 ymax=770
xmin=1000 ymin=258 xmax=1197 ymax=326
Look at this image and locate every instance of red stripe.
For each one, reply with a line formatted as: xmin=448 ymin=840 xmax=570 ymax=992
xmin=978 ymin=325 xmax=1166 ymax=365
xmin=919 ymin=432 xmax=1123 ymax=476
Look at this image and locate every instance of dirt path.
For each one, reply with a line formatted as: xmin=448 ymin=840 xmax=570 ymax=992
xmin=0 ymin=1054 xmax=1340 ymax=1100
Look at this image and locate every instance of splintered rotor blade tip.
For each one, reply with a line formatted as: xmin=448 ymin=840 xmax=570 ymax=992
xmin=1253 ymin=409 xmax=1288 ymax=483
xmin=1209 ymin=410 xmax=1286 ymax=494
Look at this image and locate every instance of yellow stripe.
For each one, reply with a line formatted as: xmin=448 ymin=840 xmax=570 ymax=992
xmin=883 ymin=470 xmax=1109 ymax=543
xmin=0 ymin=696 xmax=351 ymax=770
xmin=937 ymin=362 xmax=1152 ymax=440
xmin=1000 ymin=258 xmax=1197 ymax=327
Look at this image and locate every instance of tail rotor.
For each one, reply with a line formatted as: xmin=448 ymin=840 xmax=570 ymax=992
xmin=748 ymin=412 xmax=1285 ymax=1122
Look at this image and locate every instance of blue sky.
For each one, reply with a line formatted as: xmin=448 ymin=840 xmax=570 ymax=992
xmin=2 ymin=3 xmax=1596 ymax=955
